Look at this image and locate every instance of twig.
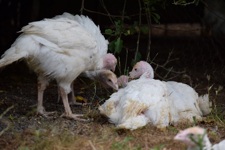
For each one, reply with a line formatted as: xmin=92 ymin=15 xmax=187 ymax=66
xmin=134 ymin=0 xmax=142 ymax=62
xmin=145 ymin=2 xmax=152 ymax=62
xmin=0 ymin=105 xmax=14 ymax=119
xmin=124 ymin=48 xmax=129 ymax=75
xmin=173 ymin=0 xmax=198 ymax=6
xmin=88 ymin=140 xmax=97 ymax=150
xmin=80 ymin=0 xmax=85 ymax=14
xmin=99 ymin=0 xmax=114 ymax=25
xmin=0 ymin=105 xmax=14 ymax=136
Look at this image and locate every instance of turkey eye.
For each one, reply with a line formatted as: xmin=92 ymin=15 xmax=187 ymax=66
xmin=108 ymin=79 xmax=112 ymax=82
xmin=134 ymin=68 xmax=137 ymax=71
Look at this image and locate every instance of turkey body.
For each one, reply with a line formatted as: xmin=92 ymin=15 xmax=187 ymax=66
xmin=99 ymin=61 xmax=211 ymax=130
xmin=99 ymin=75 xmax=170 ymax=130
xmin=54 ymin=13 xmax=118 ymax=105
xmin=0 ymin=13 xmax=110 ymax=120
xmin=165 ymin=81 xmax=205 ymax=124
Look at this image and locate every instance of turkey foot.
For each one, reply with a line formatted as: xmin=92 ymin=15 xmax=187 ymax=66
xmin=60 ymin=113 xmax=90 ymax=122
xmin=59 ymin=86 xmax=90 ymax=122
xmin=69 ymin=101 xmax=91 ymax=106
xmin=37 ymin=106 xmax=56 ymax=118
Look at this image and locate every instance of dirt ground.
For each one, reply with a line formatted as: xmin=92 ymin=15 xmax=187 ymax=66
xmin=0 ymin=36 xmax=225 ymax=150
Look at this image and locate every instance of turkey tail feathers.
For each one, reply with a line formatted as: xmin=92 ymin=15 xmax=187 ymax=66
xmin=197 ymin=94 xmax=212 ymax=116
xmin=0 ymin=47 xmax=28 ymax=68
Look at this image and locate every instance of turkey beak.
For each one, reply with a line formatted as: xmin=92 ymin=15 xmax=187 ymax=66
xmin=114 ymin=84 xmax=119 ymax=91
xmin=129 ymin=72 xmax=134 ymax=79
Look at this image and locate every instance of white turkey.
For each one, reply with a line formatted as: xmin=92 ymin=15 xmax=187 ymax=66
xmin=0 ymin=13 xmax=118 ymax=121
xmin=53 ymin=13 xmax=118 ymax=105
xmin=99 ymin=61 xmax=211 ymax=130
xmin=99 ymin=72 xmax=170 ymax=130
xmin=129 ymin=61 xmax=211 ymax=123
xmin=174 ymin=126 xmax=225 ymax=150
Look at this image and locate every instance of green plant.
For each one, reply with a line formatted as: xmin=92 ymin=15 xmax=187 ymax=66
xmin=111 ymin=136 xmax=136 ymax=150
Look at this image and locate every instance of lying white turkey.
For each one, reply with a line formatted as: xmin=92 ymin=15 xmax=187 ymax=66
xmin=129 ymin=61 xmax=211 ymax=122
xmin=174 ymin=126 xmax=225 ymax=150
xmin=99 ymin=61 xmax=211 ymax=130
xmin=99 ymin=72 xmax=170 ymax=130
xmin=0 ymin=13 xmax=118 ymax=121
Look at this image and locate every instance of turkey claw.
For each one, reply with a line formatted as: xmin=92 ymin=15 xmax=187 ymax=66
xmin=69 ymin=101 xmax=91 ymax=106
xmin=37 ymin=108 xmax=57 ymax=118
xmin=60 ymin=113 xmax=91 ymax=122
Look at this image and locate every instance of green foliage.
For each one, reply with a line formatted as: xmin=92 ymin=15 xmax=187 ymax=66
xmin=108 ymin=37 xmax=123 ymax=54
xmin=104 ymin=0 xmax=167 ymax=61
xmin=111 ymin=136 xmax=141 ymax=150
xmin=150 ymin=144 xmax=165 ymax=150
xmin=105 ymin=20 xmax=136 ymax=54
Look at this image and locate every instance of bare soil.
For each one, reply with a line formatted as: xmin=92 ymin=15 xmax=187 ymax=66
xmin=0 ymin=37 xmax=225 ymax=150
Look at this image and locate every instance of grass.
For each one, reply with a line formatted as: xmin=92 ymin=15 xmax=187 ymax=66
xmin=0 ymin=59 xmax=225 ymax=150
xmin=1 ymin=112 xmax=224 ymax=150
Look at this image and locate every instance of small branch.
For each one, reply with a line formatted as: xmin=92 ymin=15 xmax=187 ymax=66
xmin=124 ymin=48 xmax=129 ymax=75
xmin=173 ymin=0 xmax=198 ymax=6
xmin=134 ymin=0 xmax=142 ymax=62
xmin=0 ymin=105 xmax=14 ymax=136
xmin=80 ymin=0 xmax=85 ymax=14
xmin=0 ymin=105 xmax=14 ymax=119
xmin=99 ymin=0 xmax=114 ymax=25
xmin=88 ymin=140 xmax=97 ymax=150
xmin=145 ymin=3 xmax=152 ymax=62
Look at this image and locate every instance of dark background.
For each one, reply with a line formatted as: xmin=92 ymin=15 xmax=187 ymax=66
xmin=0 ymin=0 xmax=205 ymax=53
xmin=0 ymin=0 xmax=225 ymax=78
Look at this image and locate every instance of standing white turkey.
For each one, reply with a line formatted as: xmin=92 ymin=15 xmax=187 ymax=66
xmin=0 ymin=13 xmax=118 ymax=121
xmin=99 ymin=61 xmax=211 ymax=130
xmin=174 ymin=126 xmax=225 ymax=150
xmin=53 ymin=13 xmax=118 ymax=105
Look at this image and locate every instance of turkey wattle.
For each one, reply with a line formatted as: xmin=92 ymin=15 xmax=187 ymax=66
xmin=0 ymin=13 xmax=117 ymax=121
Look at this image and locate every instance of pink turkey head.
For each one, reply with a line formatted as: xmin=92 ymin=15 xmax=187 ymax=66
xmin=103 ymin=53 xmax=117 ymax=72
xmin=129 ymin=61 xmax=154 ymax=79
xmin=117 ymin=75 xmax=129 ymax=88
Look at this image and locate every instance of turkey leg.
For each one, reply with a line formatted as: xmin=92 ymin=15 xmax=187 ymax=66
xmin=59 ymin=86 xmax=88 ymax=121
xmin=37 ymin=76 xmax=56 ymax=117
